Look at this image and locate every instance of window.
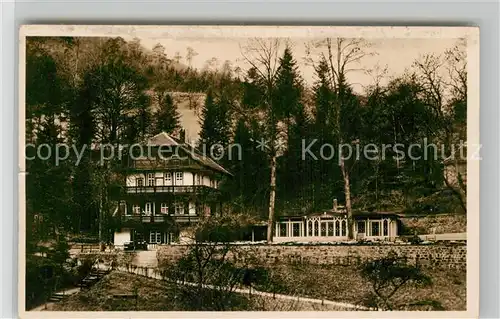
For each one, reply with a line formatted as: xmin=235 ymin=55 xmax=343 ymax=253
xmin=383 ymin=220 xmax=389 ymax=236
xmin=371 ymin=221 xmax=380 ymax=236
xmin=136 ymin=177 xmax=144 ymax=187
xmin=328 ymin=222 xmax=334 ymax=236
xmin=175 ymin=172 xmax=183 ymax=183
xmin=160 ymin=203 xmax=169 ymax=214
xmin=335 ymin=220 xmax=340 ymax=236
xmin=132 ymin=205 xmax=141 ymax=215
xmin=147 ymin=173 xmax=155 ymax=187
xmin=174 ymin=202 xmax=184 ymax=215
xmin=307 ymin=221 xmax=313 ymax=236
xmin=279 ymin=223 xmax=287 ymax=237
xmin=145 ymin=202 xmax=153 ymax=215
xmin=357 ymin=221 xmax=366 ymax=234
xmin=321 ymin=222 xmax=327 ymax=236
xmin=313 ymin=221 xmax=319 ymax=236
xmin=196 ymin=175 xmax=202 ymax=185
xmin=120 ymin=202 xmax=128 ymax=215
xmin=341 ymin=220 xmax=347 ymax=236
xmin=165 ymin=172 xmax=172 ymax=183
xmin=149 ymin=231 xmax=162 ymax=244
xmin=292 ymin=223 xmax=300 ymax=237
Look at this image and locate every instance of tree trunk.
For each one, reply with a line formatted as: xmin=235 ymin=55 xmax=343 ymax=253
xmin=267 ymin=153 xmax=277 ymax=244
xmin=444 ymin=159 xmax=467 ymax=213
xmin=340 ymin=157 xmax=354 ymax=240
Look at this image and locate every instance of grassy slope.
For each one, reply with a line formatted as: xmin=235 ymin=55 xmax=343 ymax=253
xmin=52 ymin=272 xmax=181 ymax=311
xmin=265 ymin=264 xmax=466 ymax=311
xmin=52 ymin=271 xmax=348 ymax=311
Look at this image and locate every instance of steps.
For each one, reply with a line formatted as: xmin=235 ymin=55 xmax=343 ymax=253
xmin=77 ymin=268 xmax=111 ymax=289
xmin=48 ymin=293 xmax=67 ymax=302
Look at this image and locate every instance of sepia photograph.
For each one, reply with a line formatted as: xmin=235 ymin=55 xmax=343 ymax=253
xmin=18 ymin=25 xmax=479 ymax=318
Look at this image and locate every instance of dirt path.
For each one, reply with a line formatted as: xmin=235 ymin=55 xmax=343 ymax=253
xmin=30 ymin=287 xmax=81 ymax=311
xmin=99 ymin=264 xmax=369 ymax=311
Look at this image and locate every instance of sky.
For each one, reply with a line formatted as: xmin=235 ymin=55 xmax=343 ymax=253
xmin=122 ymin=35 xmax=461 ymax=141
xmin=131 ymin=36 xmax=459 ymax=93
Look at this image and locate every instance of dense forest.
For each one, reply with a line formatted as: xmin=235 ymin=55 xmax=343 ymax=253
xmin=25 ymin=36 xmax=467 ymax=245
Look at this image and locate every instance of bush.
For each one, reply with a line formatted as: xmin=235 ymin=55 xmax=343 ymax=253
xmin=25 ymin=237 xmax=76 ymax=310
xmin=360 ymin=251 xmax=432 ymax=310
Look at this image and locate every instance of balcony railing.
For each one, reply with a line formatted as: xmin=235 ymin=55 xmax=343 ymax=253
xmin=122 ymin=214 xmax=201 ymax=223
xmin=125 ymin=185 xmax=217 ymax=194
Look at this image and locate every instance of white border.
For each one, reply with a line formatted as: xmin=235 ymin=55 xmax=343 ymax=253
xmin=17 ymin=25 xmax=480 ymax=319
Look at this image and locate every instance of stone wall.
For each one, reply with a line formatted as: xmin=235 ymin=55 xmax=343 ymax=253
xmin=156 ymin=243 xmax=466 ymax=270
xmin=400 ymin=214 xmax=466 ymax=234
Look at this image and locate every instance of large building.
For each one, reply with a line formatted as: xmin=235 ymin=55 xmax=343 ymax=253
xmin=112 ymin=132 xmax=231 ymax=248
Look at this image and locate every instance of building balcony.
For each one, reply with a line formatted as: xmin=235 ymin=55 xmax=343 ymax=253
xmin=122 ymin=214 xmax=201 ymax=223
xmin=125 ymin=185 xmax=218 ymax=195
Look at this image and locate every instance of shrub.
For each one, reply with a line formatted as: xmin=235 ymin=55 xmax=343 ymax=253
xmin=360 ymin=251 xmax=432 ymax=310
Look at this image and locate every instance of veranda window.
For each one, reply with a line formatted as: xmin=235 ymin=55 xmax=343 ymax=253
xmin=147 ymin=173 xmax=155 ymax=186
xmin=357 ymin=221 xmax=366 ymax=234
xmin=321 ymin=222 xmax=327 ymax=236
xmin=132 ymin=205 xmax=140 ymax=215
xmin=165 ymin=172 xmax=172 ymax=183
xmin=174 ymin=202 xmax=184 ymax=215
xmin=279 ymin=223 xmax=287 ymax=237
xmin=136 ymin=177 xmax=144 ymax=187
xmin=292 ymin=223 xmax=301 ymax=237
xmin=149 ymin=231 xmax=162 ymax=244
xmin=175 ymin=172 xmax=183 ymax=183
xmin=145 ymin=202 xmax=153 ymax=215
xmin=328 ymin=222 xmax=334 ymax=236
xmin=313 ymin=221 xmax=319 ymax=236
xmin=371 ymin=221 xmax=380 ymax=236
xmin=160 ymin=203 xmax=168 ymax=214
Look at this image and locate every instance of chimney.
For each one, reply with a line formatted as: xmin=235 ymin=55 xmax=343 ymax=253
xmin=333 ymin=199 xmax=338 ymax=212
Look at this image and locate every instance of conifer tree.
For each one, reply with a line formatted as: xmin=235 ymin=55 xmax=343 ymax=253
xmin=273 ymin=47 xmax=303 ymax=123
xmin=198 ymin=90 xmax=231 ymax=158
xmin=273 ymin=48 xmax=309 ymax=203
xmin=153 ymin=92 xmax=181 ymax=135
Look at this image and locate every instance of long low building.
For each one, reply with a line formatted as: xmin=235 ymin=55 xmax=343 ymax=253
xmin=270 ymin=206 xmax=400 ymax=243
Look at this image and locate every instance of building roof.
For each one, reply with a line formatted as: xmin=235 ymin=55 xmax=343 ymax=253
xmin=276 ymin=210 xmax=400 ymax=220
xmin=351 ymin=211 xmax=400 ymax=219
xmin=147 ymin=132 xmax=180 ymax=147
xmin=145 ymin=132 xmax=232 ymax=176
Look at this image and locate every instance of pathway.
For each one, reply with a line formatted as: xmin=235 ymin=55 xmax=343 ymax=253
xmin=98 ymin=264 xmax=369 ymax=311
xmin=30 ymin=287 xmax=81 ymax=311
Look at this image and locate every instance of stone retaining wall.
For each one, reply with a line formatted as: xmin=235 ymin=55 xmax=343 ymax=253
xmin=156 ymin=243 xmax=466 ymax=270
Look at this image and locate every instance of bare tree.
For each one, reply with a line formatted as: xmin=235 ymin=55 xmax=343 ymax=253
xmin=239 ymin=39 xmax=285 ymax=244
xmin=307 ymin=38 xmax=374 ymax=239
xmin=412 ymin=40 xmax=467 ymax=212
xmin=161 ymin=215 xmax=253 ymax=310
xmin=173 ymin=51 xmax=183 ymax=64
xmin=186 ymin=46 xmax=198 ymax=68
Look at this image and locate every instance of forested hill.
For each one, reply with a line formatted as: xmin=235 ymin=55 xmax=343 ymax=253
xmin=26 ymin=36 xmax=467 ymax=239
